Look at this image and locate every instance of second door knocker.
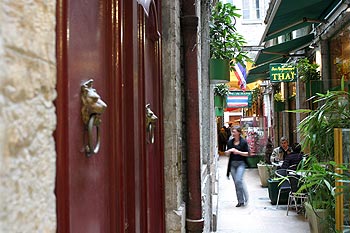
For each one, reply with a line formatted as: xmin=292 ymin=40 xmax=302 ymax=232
xmin=145 ymin=104 xmax=158 ymax=144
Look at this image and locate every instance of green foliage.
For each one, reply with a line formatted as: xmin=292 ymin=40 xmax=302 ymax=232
xmin=286 ymin=77 xmax=350 ymax=232
xmin=251 ymin=87 xmax=260 ymax=104
xmin=296 ymin=89 xmax=350 ymax=161
xmin=296 ymin=58 xmax=321 ymax=83
xmin=273 ymin=92 xmax=284 ymax=102
xmin=214 ymin=83 xmax=229 ymax=97
xmin=209 ymin=2 xmax=252 ymax=69
xmin=298 ymin=157 xmax=350 ymax=232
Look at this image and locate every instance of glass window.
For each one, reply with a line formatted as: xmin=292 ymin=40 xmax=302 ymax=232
xmin=242 ymin=0 xmax=261 ymax=21
xmin=329 ymin=23 xmax=350 ymax=89
xmin=220 ymin=0 xmax=233 ymax=3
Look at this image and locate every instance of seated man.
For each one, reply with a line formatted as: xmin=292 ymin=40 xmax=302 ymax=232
xmin=281 ymin=143 xmax=303 ymax=170
xmin=270 ymin=136 xmax=292 ymax=163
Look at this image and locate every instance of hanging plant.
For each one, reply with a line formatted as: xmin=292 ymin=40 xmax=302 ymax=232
xmin=214 ymin=83 xmax=229 ymax=97
xmin=274 ymin=92 xmax=284 ymax=102
xmin=209 ymin=2 xmax=252 ymax=70
xmin=251 ymin=87 xmax=260 ymax=104
xmin=296 ymin=58 xmax=321 ymax=83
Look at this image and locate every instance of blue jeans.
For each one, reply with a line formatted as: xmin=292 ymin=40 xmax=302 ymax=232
xmin=230 ymin=160 xmax=248 ymax=204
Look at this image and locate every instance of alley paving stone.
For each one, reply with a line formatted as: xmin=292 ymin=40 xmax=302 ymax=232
xmin=214 ymin=155 xmax=310 ymax=233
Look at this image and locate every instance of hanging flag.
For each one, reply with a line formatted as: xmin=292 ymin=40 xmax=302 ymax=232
xmin=233 ymin=62 xmax=247 ymax=91
xmin=137 ymin=0 xmax=152 ymax=15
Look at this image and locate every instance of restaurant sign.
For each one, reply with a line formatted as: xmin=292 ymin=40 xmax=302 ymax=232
xmin=269 ymin=63 xmax=297 ymax=82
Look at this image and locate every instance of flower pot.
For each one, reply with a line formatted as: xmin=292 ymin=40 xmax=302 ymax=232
xmin=305 ymin=80 xmax=323 ymax=99
xmin=274 ymin=101 xmax=285 ymax=112
xmin=215 ymin=107 xmax=224 ymax=117
xmin=305 ymin=202 xmax=329 ymax=233
xmin=257 ymin=163 xmax=274 ymax=187
xmin=214 ymin=95 xmax=224 ymax=108
xmin=210 ymin=59 xmax=230 ymax=84
xmin=267 ymin=178 xmax=289 ymax=205
xmin=245 ymin=155 xmax=262 ymax=168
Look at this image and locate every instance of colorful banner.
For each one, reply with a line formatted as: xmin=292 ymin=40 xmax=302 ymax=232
xmin=269 ymin=63 xmax=297 ymax=82
xmin=226 ymin=91 xmax=252 ymax=109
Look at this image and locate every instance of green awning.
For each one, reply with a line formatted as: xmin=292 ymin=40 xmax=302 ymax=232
xmin=261 ymin=0 xmax=341 ymax=42
xmin=255 ymin=34 xmax=314 ymax=65
xmin=246 ymin=57 xmax=287 ymax=84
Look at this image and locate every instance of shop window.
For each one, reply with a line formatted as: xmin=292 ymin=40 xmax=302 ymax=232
xmin=330 ymin=24 xmax=350 ymax=89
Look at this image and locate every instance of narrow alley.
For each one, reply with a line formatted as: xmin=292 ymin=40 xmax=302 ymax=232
xmin=214 ymin=155 xmax=310 ymax=233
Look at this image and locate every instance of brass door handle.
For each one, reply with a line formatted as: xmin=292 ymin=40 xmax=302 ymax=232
xmin=145 ymin=104 xmax=158 ymax=144
xmin=81 ymin=79 xmax=107 ymax=156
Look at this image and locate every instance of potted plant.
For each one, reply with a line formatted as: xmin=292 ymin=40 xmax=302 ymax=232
xmin=296 ymin=58 xmax=322 ymax=99
xmin=214 ymin=83 xmax=229 ymax=107
xmin=257 ymin=160 xmax=274 ymax=187
xmin=291 ymin=78 xmax=350 ymax=232
xmin=245 ymin=153 xmax=263 ymax=168
xmin=274 ymin=92 xmax=285 ymax=112
xmin=267 ymin=173 xmax=289 ymax=205
xmin=296 ymin=81 xmax=350 ymax=161
xmin=209 ymin=2 xmax=251 ymax=84
xmin=298 ymin=157 xmax=349 ymax=233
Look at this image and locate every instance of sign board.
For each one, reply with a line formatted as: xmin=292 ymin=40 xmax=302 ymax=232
xmin=269 ymin=63 xmax=297 ymax=82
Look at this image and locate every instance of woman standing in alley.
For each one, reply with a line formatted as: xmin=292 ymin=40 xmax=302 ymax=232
xmin=225 ymin=126 xmax=250 ymax=207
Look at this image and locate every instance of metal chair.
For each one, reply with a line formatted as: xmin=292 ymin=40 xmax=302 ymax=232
xmin=275 ymin=169 xmax=291 ymax=209
xmin=286 ymin=171 xmax=308 ymax=216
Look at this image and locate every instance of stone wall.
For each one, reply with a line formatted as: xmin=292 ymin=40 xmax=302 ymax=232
xmin=162 ymin=0 xmax=216 ymax=232
xmin=162 ymin=1 xmax=186 ymax=232
xmin=0 ymin=1 xmax=57 ymax=232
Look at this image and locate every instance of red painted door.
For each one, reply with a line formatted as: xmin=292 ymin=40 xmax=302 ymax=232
xmin=56 ymin=0 xmax=164 ymax=232
xmin=55 ymin=0 xmax=117 ymax=232
xmin=140 ymin=2 xmax=165 ymax=232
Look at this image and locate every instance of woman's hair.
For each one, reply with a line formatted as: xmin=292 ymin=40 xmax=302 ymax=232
xmin=232 ymin=126 xmax=242 ymax=134
xmin=292 ymin=143 xmax=301 ymax=153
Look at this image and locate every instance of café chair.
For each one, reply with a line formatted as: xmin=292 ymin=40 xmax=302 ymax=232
xmin=275 ymin=169 xmax=291 ymax=209
xmin=286 ymin=171 xmax=308 ymax=216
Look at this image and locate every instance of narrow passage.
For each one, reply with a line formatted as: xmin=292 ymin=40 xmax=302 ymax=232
xmin=214 ymin=155 xmax=309 ymax=233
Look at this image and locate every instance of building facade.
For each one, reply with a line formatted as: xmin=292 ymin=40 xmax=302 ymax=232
xmin=246 ymin=0 xmax=350 ymax=148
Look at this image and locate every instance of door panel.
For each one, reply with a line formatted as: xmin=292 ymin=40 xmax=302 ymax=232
xmin=68 ymin=4 xmax=110 ymax=231
xmin=142 ymin=2 xmax=165 ymax=232
xmin=56 ymin=0 xmax=164 ymax=232
xmin=56 ymin=0 xmax=114 ymax=232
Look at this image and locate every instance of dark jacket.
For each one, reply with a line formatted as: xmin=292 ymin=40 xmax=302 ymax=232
xmin=281 ymin=152 xmax=303 ymax=170
xmin=226 ymin=137 xmax=249 ymax=177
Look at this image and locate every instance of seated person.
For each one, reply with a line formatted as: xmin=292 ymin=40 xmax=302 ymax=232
xmin=281 ymin=143 xmax=303 ymax=170
xmin=264 ymin=137 xmax=274 ymax=164
xmin=270 ymin=136 xmax=292 ymax=163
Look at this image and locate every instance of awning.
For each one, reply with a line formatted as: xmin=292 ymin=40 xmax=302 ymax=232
xmin=246 ymin=57 xmax=287 ymax=84
xmin=246 ymin=34 xmax=314 ymax=84
xmin=261 ymin=0 xmax=341 ymax=42
xmin=255 ymin=34 xmax=314 ymax=65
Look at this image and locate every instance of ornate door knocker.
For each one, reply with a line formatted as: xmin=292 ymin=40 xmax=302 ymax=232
xmin=81 ymin=79 xmax=107 ymax=156
xmin=145 ymin=104 xmax=158 ymax=144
